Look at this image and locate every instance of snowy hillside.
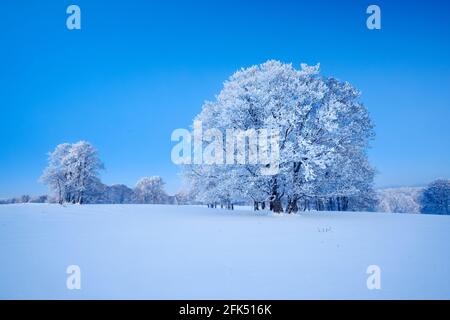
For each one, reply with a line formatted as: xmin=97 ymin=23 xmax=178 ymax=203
xmin=0 ymin=204 xmax=449 ymax=299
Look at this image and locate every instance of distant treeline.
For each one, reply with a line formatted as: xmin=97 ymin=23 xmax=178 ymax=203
xmin=0 ymin=182 xmax=194 ymax=206
xmin=2 ymin=179 xmax=449 ymax=216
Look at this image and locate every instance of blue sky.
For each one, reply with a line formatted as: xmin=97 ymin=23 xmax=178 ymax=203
xmin=1 ymin=0 xmax=449 ymax=197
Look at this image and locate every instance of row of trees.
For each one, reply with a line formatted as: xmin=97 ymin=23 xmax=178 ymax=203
xmin=5 ymin=177 xmax=448 ymax=215
xmin=183 ymin=60 xmax=376 ymax=213
xmin=40 ymin=141 xmax=171 ymax=205
xmin=0 ymin=195 xmax=48 ymax=205
xmin=3 ymin=139 xmax=448 ymax=215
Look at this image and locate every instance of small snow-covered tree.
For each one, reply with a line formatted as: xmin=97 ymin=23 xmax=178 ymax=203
xmin=40 ymin=141 xmax=104 ymax=204
xmin=106 ymin=184 xmax=135 ymax=204
xmin=29 ymin=195 xmax=49 ymax=203
xmin=63 ymin=141 xmax=104 ymax=204
xmin=20 ymin=195 xmax=31 ymax=203
xmin=175 ymin=190 xmax=197 ymax=205
xmin=420 ymin=179 xmax=450 ymax=215
xmin=82 ymin=182 xmax=135 ymax=204
xmin=134 ymin=176 xmax=168 ymax=204
xmin=377 ymin=187 xmax=422 ymax=213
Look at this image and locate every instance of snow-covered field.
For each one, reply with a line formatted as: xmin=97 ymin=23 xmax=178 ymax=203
xmin=0 ymin=204 xmax=449 ymax=299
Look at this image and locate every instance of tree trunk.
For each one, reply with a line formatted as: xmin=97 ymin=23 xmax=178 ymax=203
xmin=269 ymin=178 xmax=283 ymax=213
xmin=317 ymin=198 xmax=324 ymax=211
xmin=254 ymin=201 xmax=259 ymax=211
xmin=78 ymin=190 xmax=84 ymax=204
xmin=271 ymin=197 xmax=283 ymax=213
xmin=286 ymin=197 xmax=299 ymax=213
xmin=342 ymin=197 xmax=349 ymax=211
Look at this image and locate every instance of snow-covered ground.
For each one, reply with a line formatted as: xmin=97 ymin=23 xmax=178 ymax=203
xmin=0 ymin=204 xmax=449 ymax=299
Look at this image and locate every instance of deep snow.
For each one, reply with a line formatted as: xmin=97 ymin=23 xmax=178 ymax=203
xmin=0 ymin=204 xmax=449 ymax=299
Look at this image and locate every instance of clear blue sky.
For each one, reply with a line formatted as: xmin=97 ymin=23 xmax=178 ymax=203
xmin=1 ymin=0 xmax=449 ymax=197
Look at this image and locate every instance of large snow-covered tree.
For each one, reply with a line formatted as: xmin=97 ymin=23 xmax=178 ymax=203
xmin=420 ymin=179 xmax=450 ymax=215
xmin=183 ymin=60 xmax=375 ymax=213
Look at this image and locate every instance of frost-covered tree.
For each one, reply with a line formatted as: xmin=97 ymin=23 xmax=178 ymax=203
xmin=420 ymin=179 xmax=450 ymax=215
xmin=175 ymin=190 xmax=198 ymax=205
xmin=377 ymin=187 xmax=422 ymax=213
xmin=184 ymin=60 xmax=375 ymax=213
xmin=29 ymin=195 xmax=49 ymax=204
xmin=106 ymin=184 xmax=135 ymax=204
xmin=40 ymin=141 xmax=104 ymax=204
xmin=20 ymin=195 xmax=31 ymax=203
xmin=82 ymin=182 xmax=135 ymax=204
xmin=64 ymin=141 xmax=104 ymax=204
xmin=40 ymin=143 xmax=72 ymax=204
xmin=134 ymin=176 xmax=168 ymax=204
